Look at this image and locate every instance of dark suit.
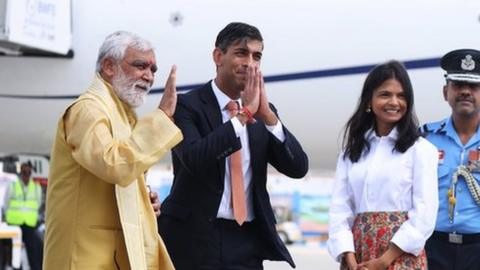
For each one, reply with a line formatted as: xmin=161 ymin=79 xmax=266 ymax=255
xmin=158 ymin=82 xmax=308 ymax=269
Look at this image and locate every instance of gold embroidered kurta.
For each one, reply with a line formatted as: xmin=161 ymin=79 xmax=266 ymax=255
xmin=43 ymin=74 xmax=182 ymax=269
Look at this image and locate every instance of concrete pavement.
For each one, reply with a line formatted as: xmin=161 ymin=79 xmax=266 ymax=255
xmin=264 ymin=244 xmax=339 ymax=270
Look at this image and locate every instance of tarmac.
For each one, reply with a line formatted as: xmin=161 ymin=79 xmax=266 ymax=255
xmin=264 ymin=243 xmax=339 ymax=270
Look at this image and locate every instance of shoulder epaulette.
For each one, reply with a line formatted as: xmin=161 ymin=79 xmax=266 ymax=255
xmin=420 ymin=120 xmax=447 ymax=136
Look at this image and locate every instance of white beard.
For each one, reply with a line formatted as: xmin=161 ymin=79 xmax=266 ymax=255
xmin=111 ymin=69 xmax=151 ymax=108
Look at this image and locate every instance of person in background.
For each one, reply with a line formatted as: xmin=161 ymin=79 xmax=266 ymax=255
xmin=328 ymin=60 xmax=438 ymax=270
xmin=423 ymin=49 xmax=480 ymax=270
xmin=4 ymin=162 xmax=43 ymax=270
xmin=43 ymin=31 xmax=182 ymax=270
xmin=158 ymin=22 xmax=309 ymax=270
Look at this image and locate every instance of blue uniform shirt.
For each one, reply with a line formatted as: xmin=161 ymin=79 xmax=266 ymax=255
xmin=423 ymin=117 xmax=480 ymax=233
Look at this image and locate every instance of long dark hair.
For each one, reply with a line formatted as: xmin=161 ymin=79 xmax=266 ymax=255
xmin=342 ymin=60 xmax=419 ymax=162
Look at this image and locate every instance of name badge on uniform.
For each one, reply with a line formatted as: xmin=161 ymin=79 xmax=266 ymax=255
xmin=438 ymin=150 xmax=445 ymax=165
xmin=468 ymin=149 xmax=480 ymax=172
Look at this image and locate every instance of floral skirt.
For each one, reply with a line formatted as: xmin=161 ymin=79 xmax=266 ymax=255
xmin=340 ymin=211 xmax=427 ymax=270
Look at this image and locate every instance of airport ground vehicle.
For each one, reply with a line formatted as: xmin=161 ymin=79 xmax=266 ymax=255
xmin=273 ymin=206 xmax=303 ymax=245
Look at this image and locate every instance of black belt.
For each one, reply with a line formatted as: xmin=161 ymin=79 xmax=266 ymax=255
xmin=431 ymin=231 xmax=480 ymax=245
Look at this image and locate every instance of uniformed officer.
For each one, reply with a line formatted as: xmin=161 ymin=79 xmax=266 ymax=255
xmin=4 ymin=162 xmax=43 ymax=270
xmin=422 ymin=49 xmax=480 ymax=270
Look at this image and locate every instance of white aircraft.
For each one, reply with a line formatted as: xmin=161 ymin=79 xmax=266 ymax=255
xmin=1 ymin=0 xmax=480 ymax=173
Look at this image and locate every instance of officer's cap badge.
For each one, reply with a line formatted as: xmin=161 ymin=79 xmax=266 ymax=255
xmin=461 ymin=55 xmax=475 ymax=71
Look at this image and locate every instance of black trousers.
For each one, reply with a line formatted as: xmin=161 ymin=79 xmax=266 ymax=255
xmin=20 ymin=225 xmax=43 ymax=270
xmin=425 ymin=233 xmax=480 ymax=270
xmin=199 ymin=219 xmax=264 ymax=270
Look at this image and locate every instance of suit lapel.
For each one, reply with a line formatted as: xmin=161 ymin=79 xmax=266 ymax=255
xmin=199 ymin=82 xmax=226 ymax=186
xmin=199 ymin=82 xmax=222 ymax=130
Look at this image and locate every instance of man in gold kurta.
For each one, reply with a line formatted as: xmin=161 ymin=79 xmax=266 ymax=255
xmin=43 ymin=31 xmax=182 ymax=270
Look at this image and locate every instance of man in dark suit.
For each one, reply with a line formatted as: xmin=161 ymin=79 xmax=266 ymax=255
xmin=158 ymin=22 xmax=309 ymax=270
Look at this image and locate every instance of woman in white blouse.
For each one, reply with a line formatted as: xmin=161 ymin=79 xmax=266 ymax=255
xmin=327 ymin=60 xmax=438 ymax=270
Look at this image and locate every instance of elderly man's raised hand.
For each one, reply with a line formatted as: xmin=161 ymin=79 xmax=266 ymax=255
xmin=159 ymin=65 xmax=177 ymax=117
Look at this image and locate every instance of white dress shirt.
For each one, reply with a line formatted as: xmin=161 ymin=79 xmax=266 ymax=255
xmin=211 ymin=80 xmax=285 ymax=221
xmin=327 ymin=127 xmax=439 ymax=261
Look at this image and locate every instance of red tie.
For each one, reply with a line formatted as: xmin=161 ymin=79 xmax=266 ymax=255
xmin=226 ymin=101 xmax=247 ymax=225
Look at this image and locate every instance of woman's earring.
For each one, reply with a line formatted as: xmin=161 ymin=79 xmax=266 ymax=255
xmin=366 ymin=106 xmax=371 ymax=113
